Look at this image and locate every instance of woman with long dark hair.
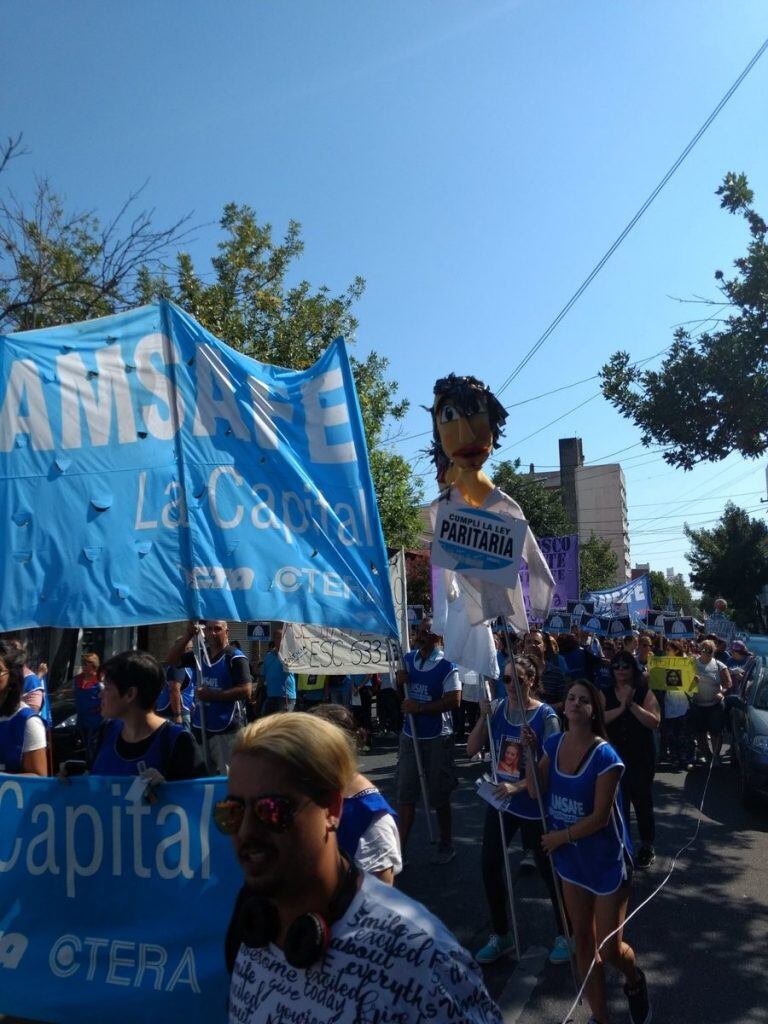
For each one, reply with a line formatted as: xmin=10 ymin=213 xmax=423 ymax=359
xmin=467 ymin=655 xmax=570 ymax=966
xmin=524 ymin=679 xmax=650 ymax=1024
xmin=602 ymin=652 xmax=660 ymax=868
xmin=0 ymin=649 xmax=48 ymax=775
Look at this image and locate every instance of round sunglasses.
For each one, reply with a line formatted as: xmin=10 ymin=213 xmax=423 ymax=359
xmin=213 ymin=793 xmax=309 ymax=835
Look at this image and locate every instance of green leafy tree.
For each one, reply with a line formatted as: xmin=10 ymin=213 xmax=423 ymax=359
xmin=492 ymin=459 xmax=572 ymax=538
xmin=684 ymin=502 xmax=768 ymax=628
xmin=601 ymin=172 xmax=768 ymax=469
xmin=649 ymin=569 xmax=701 ymax=616
xmin=579 ymin=533 xmax=619 ymax=593
xmin=0 ymin=180 xmax=191 ymax=331
xmin=140 ymin=204 xmax=422 ymax=547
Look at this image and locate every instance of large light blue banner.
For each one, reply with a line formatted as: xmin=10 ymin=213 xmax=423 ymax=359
xmin=583 ymin=574 xmax=652 ymax=620
xmin=0 ymin=775 xmax=238 ymax=1024
xmin=0 ymin=302 xmax=396 ymax=635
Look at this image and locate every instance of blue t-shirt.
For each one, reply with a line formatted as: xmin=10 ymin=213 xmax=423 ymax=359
xmin=490 ymin=700 xmax=560 ymax=820
xmin=262 ymin=650 xmax=296 ymax=700
xmin=192 ymin=647 xmax=249 ymax=732
xmin=23 ymin=671 xmax=52 ymax=727
xmin=544 ymin=733 xmax=632 ymax=895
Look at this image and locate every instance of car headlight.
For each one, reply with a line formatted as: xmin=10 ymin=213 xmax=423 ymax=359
xmin=750 ymin=735 xmax=768 ymax=754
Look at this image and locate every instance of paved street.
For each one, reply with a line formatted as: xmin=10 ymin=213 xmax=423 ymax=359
xmin=363 ymin=736 xmax=768 ymax=1024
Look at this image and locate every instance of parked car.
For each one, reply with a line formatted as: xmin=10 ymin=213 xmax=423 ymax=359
xmin=726 ymin=654 xmax=768 ymax=807
xmin=49 ymin=688 xmax=86 ymax=771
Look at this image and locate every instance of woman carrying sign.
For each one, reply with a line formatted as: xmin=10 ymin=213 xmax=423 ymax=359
xmin=467 ymin=656 xmax=569 ymax=965
xmin=523 ymin=679 xmax=651 ymax=1024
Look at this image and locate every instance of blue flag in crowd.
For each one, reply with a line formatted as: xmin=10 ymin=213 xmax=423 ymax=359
xmin=0 ymin=302 xmax=397 ymax=636
xmin=583 ymin=575 xmax=651 ymax=620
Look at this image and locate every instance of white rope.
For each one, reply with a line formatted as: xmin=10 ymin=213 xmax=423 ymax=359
xmin=559 ymin=756 xmax=718 ymax=1024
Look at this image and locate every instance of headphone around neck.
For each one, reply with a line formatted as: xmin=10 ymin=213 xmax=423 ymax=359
xmin=237 ymin=854 xmax=361 ymax=969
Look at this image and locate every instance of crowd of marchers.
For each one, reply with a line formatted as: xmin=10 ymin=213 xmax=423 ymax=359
xmin=1 ymin=603 xmax=753 ymax=1024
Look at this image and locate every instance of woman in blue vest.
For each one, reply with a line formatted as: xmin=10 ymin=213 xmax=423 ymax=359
xmin=466 ymin=655 xmax=569 ymax=966
xmin=90 ymin=651 xmax=203 ymax=780
xmin=524 ymin=679 xmax=651 ymax=1024
xmin=311 ymin=703 xmax=401 ymax=884
xmin=0 ymin=649 xmax=48 ymax=775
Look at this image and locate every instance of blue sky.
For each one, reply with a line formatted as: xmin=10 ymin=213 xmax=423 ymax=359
xmin=3 ymin=1 xmax=767 ymax=583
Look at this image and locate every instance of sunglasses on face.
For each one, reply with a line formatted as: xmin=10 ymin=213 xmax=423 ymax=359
xmin=213 ymin=794 xmax=307 ymax=835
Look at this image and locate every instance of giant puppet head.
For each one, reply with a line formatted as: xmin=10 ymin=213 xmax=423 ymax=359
xmin=428 ymin=373 xmax=508 ymax=507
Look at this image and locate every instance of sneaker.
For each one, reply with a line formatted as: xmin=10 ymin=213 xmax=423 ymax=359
xmin=548 ymin=934 xmax=573 ymax=965
xmin=431 ymin=842 xmax=456 ymax=865
xmin=475 ymin=932 xmax=515 ymax=964
xmin=635 ymin=845 xmax=656 ymax=868
xmin=624 ymin=967 xmax=651 ymax=1024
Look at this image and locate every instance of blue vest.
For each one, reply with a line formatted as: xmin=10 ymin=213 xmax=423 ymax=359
xmin=157 ymin=667 xmax=195 ymax=713
xmin=490 ymin=701 xmax=557 ymax=820
xmin=91 ymin=720 xmax=183 ymax=776
xmin=337 ymin=788 xmax=397 ymax=859
xmin=402 ymin=650 xmax=455 ymax=739
xmin=74 ymin=677 xmax=103 ymax=730
xmin=544 ymin=733 xmax=632 ymax=895
xmin=192 ymin=649 xmax=246 ymax=733
xmin=0 ymin=707 xmax=38 ymax=773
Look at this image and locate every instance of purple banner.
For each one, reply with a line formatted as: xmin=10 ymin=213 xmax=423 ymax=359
xmin=521 ymin=535 xmax=579 ymax=619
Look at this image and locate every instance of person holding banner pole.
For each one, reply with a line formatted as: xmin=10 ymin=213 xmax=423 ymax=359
xmin=468 ymin=658 xmax=573 ymax=967
xmin=395 ymin=621 xmax=460 ymax=861
xmin=167 ymin=620 xmax=252 ymax=776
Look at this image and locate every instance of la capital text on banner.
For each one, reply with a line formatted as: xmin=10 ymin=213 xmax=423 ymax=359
xmin=0 ymin=775 xmax=238 ymax=1024
xmin=0 ymin=301 xmax=396 ymax=635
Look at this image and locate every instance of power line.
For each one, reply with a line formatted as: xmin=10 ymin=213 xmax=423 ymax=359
xmin=495 ymin=34 xmax=768 ymax=396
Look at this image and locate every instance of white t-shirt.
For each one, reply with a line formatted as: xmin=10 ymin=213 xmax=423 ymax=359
xmin=664 ymin=689 xmax=690 ymax=719
xmin=0 ymin=705 xmax=46 ymax=756
xmin=356 ymin=813 xmax=403 ymax=877
xmin=694 ymin=658 xmax=726 ymax=706
xmin=229 ymin=873 xmax=503 ymax=1024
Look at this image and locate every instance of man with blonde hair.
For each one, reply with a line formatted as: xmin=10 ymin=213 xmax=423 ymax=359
xmin=218 ymin=713 xmax=502 ymax=1024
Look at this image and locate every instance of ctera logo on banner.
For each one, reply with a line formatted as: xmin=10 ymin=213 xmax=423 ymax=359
xmin=0 ymin=775 xmax=237 ymax=1024
xmin=0 ymin=301 xmax=396 ymax=635
xmin=583 ymin=575 xmax=651 ymax=620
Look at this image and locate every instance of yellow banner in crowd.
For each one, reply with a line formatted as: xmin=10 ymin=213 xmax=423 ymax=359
xmin=648 ymin=656 xmax=696 ymax=693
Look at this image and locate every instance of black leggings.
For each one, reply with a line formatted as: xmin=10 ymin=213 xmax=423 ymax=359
xmin=481 ymin=805 xmax=567 ymax=937
xmin=619 ymin=762 xmax=655 ymax=844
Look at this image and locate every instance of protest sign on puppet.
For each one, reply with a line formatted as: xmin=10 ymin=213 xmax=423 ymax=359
xmin=704 ymin=612 xmax=737 ymax=642
xmin=432 ymin=502 xmax=527 ymax=589
xmin=648 ymin=656 xmax=696 ymax=693
xmin=0 ymin=301 xmax=395 ymax=637
xmin=663 ymin=615 xmax=696 ymax=639
xmin=0 ymin=775 xmax=237 ymax=1024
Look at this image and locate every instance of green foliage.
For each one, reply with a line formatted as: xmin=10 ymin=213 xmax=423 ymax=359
xmin=601 ymin=172 xmax=768 ymax=469
xmin=684 ymin=502 xmax=768 ymax=628
xmin=492 ymin=460 xmax=572 ymax=538
xmin=648 ymin=569 xmax=700 ymax=617
xmin=579 ymin=533 xmax=619 ymax=593
xmin=0 ymin=180 xmax=191 ymax=331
